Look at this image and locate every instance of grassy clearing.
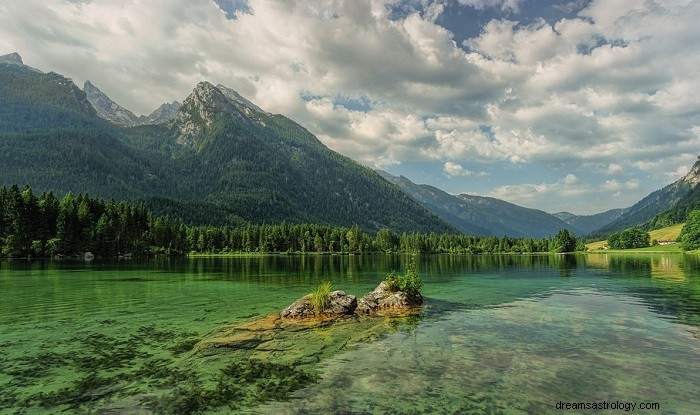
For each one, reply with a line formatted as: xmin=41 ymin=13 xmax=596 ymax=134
xmin=595 ymin=244 xmax=683 ymax=253
xmin=586 ymin=223 xmax=685 ymax=252
xmin=586 ymin=240 xmax=608 ymax=250
xmin=649 ymin=223 xmax=685 ymax=242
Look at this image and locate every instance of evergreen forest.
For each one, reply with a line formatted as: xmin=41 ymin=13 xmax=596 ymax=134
xmin=0 ymin=185 xmax=584 ymax=258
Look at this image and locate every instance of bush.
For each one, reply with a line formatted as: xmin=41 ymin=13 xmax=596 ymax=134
xmin=384 ymin=264 xmax=422 ymax=297
xmin=310 ymin=281 xmax=332 ymax=314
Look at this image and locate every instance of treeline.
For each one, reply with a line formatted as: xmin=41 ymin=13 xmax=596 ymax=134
xmin=0 ymin=185 xmax=584 ymax=258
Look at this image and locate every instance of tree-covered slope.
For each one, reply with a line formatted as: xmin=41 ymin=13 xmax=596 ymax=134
xmin=0 ymin=55 xmax=170 ymax=200
xmin=590 ymin=163 xmax=696 ymax=239
xmin=649 ymin=157 xmax=700 ymax=228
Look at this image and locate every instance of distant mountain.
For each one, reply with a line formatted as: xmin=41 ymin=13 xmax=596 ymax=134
xmin=378 ymin=171 xmax=580 ymax=237
xmin=0 ymin=55 xmax=167 ymax=200
xmin=590 ymin=161 xmax=697 ymax=238
xmin=0 ymin=54 xmax=455 ymax=233
xmin=553 ymin=208 xmax=627 ymax=235
xmin=145 ymin=101 xmax=181 ymax=125
xmin=84 ymin=80 xmax=141 ymax=127
xmin=84 ymin=80 xmax=180 ymax=127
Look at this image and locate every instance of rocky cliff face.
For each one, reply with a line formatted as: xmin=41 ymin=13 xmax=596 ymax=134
xmin=0 ymin=52 xmax=23 ymax=64
xmin=172 ymin=82 xmax=225 ymax=148
xmin=84 ymin=80 xmax=140 ymax=127
xmin=84 ymin=80 xmax=181 ymax=127
xmin=0 ymin=52 xmax=42 ymax=73
xmin=681 ymin=157 xmax=700 ymax=187
xmin=172 ymin=81 xmax=268 ymax=149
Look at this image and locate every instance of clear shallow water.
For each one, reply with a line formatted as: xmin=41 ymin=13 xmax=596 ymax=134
xmin=0 ymin=254 xmax=699 ymax=414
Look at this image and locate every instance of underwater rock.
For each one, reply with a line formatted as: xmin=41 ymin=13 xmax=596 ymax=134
xmin=356 ymin=281 xmax=423 ymax=315
xmin=197 ymin=286 xmax=422 ymax=353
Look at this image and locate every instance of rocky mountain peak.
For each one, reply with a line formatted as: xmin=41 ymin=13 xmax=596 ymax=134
xmin=681 ymin=157 xmax=700 ymax=187
xmin=173 ymin=82 xmax=227 ymax=147
xmin=83 ymin=80 xmax=140 ymax=127
xmin=0 ymin=52 xmax=42 ymax=73
xmin=0 ymin=52 xmax=23 ymax=64
xmin=144 ymin=101 xmax=181 ymax=125
xmin=174 ymin=81 xmax=267 ymax=149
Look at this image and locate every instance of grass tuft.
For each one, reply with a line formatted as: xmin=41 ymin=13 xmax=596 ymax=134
xmin=310 ymin=281 xmax=332 ymax=314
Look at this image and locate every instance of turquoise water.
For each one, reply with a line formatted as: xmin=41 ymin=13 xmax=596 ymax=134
xmin=0 ymin=254 xmax=699 ymax=414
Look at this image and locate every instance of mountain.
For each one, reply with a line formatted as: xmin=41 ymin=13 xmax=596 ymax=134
xmin=0 ymin=56 xmax=168 ymax=200
xmin=553 ymin=208 xmax=627 ymax=235
xmin=0 ymin=54 xmax=455 ymax=233
xmin=159 ymin=81 xmax=456 ymax=232
xmin=378 ymin=171 xmax=580 ymax=238
xmin=648 ymin=157 xmax=700 ymax=228
xmin=590 ymin=160 xmax=698 ymax=238
xmin=375 ymin=173 xmax=492 ymax=235
xmin=84 ymin=80 xmax=180 ymax=127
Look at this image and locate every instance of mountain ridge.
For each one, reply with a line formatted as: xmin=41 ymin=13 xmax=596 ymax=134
xmin=553 ymin=208 xmax=628 ymax=235
xmin=84 ymin=80 xmax=181 ymax=127
xmin=377 ymin=171 xmax=582 ymax=238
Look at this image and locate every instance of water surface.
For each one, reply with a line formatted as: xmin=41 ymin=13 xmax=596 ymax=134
xmin=0 ymin=254 xmax=698 ymax=414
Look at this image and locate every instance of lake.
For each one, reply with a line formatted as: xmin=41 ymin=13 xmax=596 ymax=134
xmin=1 ymin=254 xmax=699 ymax=414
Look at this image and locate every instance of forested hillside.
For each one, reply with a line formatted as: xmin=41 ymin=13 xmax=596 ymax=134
xmin=590 ymin=157 xmax=700 ymax=239
xmin=649 ymin=158 xmax=700 ymax=228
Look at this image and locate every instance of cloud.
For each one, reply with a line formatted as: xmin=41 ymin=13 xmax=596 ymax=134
xmin=443 ymin=161 xmax=487 ymax=177
xmin=489 ymin=174 xmax=591 ymax=209
xmin=458 ymin=0 xmax=525 ymax=13
xmin=605 ymin=163 xmax=622 ymax=174
xmin=600 ymin=178 xmax=639 ymax=191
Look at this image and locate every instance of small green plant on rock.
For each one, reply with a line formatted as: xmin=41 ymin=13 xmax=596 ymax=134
xmin=310 ymin=281 xmax=332 ymax=314
xmin=384 ymin=263 xmax=422 ymax=298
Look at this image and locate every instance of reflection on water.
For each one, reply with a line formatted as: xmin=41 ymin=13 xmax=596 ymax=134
xmin=0 ymin=253 xmax=699 ymax=414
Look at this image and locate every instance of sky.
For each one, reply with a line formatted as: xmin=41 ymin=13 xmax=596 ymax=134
xmin=1 ymin=0 xmax=699 ymax=215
